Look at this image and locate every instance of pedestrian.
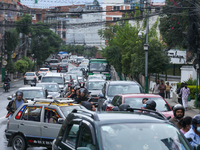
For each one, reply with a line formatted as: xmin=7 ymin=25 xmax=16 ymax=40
xmin=153 ymin=80 xmax=160 ymax=94
xmin=185 ymin=115 xmax=200 ymax=148
xmin=180 ymin=116 xmax=192 ymax=134
xmin=158 ymin=80 xmax=166 ymax=98
xmin=180 ymin=83 xmax=190 ymax=111
xmin=177 ymin=82 xmax=185 ymax=105
xmin=165 ymin=82 xmax=172 ymax=99
xmin=169 ymin=104 xmax=185 ymax=129
xmin=57 ymin=65 xmax=61 ymax=73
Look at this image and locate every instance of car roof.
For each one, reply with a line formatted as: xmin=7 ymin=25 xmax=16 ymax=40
xmin=37 ymin=82 xmax=59 ymax=85
xmin=44 ymin=74 xmax=62 ymax=77
xmin=26 ymin=72 xmax=35 ymax=73
xmin=19 ymin=87 xmax=44 ymax=90
xmin=106 ymin=81 xmax=138 ymax=85
xmin=87 ymin=79 xmax=105 ymax=82
xmin=118 ymin=93 xmax=162 ymax=98
xmin=40 ymin=68 xmax=49 ymax=69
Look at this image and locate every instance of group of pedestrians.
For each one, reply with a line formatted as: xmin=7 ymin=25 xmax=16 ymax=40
xmin=153 ymin=80 xmax=172 ymax=99
xmin=170 ymin=104 xmax=200 ymax=148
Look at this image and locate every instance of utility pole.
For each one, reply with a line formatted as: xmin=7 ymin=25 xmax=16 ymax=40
xmin=144 ymin=0 xmax=149 ymax=93
xmin=1 ymin=3 xmax=6 ymax=82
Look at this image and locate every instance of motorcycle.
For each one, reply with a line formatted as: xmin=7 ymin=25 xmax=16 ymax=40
xmin=4 ymin=82 xmax=10 ymax=92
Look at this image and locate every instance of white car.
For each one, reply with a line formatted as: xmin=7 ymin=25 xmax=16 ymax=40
xmin=24 ymin=72 xmax=39 ymax=85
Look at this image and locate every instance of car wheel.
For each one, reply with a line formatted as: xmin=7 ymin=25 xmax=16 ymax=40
xmin=12 ymin=135 xmax=27 ymax=150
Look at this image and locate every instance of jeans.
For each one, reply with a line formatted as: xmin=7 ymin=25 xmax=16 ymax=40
xmin=166 ymin=91 xmax=170 ymax=99
xmin=159 ymin=93 xmax=165 ymax=98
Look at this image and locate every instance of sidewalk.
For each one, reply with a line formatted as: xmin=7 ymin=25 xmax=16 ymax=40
xmin=165 ymin=98 xmax=200 ymax=115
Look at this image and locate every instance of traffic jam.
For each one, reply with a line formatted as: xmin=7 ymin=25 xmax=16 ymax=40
xmin=3 ymin=53 xmax=200 ymax=150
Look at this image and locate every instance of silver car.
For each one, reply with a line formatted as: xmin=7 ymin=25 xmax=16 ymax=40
xmin=5 ymin=100 xmax=84 ymax=149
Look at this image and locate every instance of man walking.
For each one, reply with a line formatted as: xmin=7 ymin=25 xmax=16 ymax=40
xmin=180 ymin=83 xmax=190 ymax=111
xmin=153 ymin=80 xmax=160 ymax=94
xmin=165 ymin=82 xmax=172 ymax=99
xmin=158 ymin=80 xmax=166 ymax=98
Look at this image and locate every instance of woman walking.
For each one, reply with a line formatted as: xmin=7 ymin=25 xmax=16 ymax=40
xmin=180 ymin=83 xmax=190 ymax=111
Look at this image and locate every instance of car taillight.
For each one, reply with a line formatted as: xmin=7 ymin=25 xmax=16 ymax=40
xmin=24 ymin=76 xmax=26 ymax=78
xmin=106 ymin=104 xmax=113 ymax=111
xmin=65 ymin=66 xmax=67 ymax=68
xmin=15 ymin=105 xmax=26 ymax=120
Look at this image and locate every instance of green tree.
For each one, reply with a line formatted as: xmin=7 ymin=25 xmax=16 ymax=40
xmin=23 ymin=57 xmax=34 ymax=71
xmin=16 ymin=14 xmax=32 ymax=35
xmin=15 ymin=59 xmax=29 ymax=73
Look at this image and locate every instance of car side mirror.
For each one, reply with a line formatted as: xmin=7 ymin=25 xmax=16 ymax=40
xmin=194 ymin=145 xmax=200 ymax=150
xmin=171 ymin=105 xmax=174 ymax=110
xmin=58 ymin=118 xmax=64 ymax=124
xmin=47 ymin=95 xmax=53 ymax=99
xmin=77 ymin=148 xmax=91 ymax=150
xmin=7 ymin=96 xmax=12 ymax=100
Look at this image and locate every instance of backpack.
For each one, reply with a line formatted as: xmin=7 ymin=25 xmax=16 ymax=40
xmin=6 ymin=100 xmax=14 ymax=113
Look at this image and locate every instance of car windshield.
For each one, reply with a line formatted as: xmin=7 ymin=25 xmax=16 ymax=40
xmin=49 ymin=60 xmax=59 ymax=63
xmin=39 ymin=69 xmax=48 ymax=71
xmin=25 ymin=73 xmax=35 ymax=76
xmin=88 ymin=76 xmax=102 ymax=80
xmin=87 ymin=81 xmax=105 ymax=90
xmin=107 ymin=85 xmax=141 ymax=97
xmin=37 ymin=84 xmax=59 ymax=92
xmin=60 ymin=106 xmax=84 ymax=117
xmin=69 ymin=75 xmax=77 ymax=80
xmin=77 ymin=58 xmax=84 ymax=61
xmin=70 ymin=68 xmax=81 ymax=71
xmin=22 ymin=90 xmax=45 ymax=99
xmin=64 ymin=76 xmax=71 ymax=80
xmin=124 ymin=97 xmax=171 ymax=111
xmin=90 ymin=63 xmax=108 ymax=71
xmin=100 ymin=123 xmax=190 ymax=150
xmin=42 ymin=77 xmax=64 ymax=84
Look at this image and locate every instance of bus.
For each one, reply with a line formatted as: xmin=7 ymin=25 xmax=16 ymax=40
xmin=88 ymin=59 xmax=111 ymax=80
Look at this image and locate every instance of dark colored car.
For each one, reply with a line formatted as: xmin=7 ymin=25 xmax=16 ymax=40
xmin=60 ymin=64 xmax=68 ymax=72
xmin=100 ymin=81 xmax=144 ymax=110
xmin=106 ymin=93 xmax=174 ymax=118
xmin=52 ymin=108 xmax=193 ymax=150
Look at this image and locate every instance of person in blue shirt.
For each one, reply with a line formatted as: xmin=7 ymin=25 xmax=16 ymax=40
xmin=185 ymin=115 xmax=200 ymax=148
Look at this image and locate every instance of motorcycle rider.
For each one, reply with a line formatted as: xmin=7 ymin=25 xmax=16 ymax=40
xmin=185 ymin=115 xmax=200 ymax=148
xmin=145 ymin=100 xmax=156 ymax=111
xmin=65 ymin=84 xmax=72 ymax=97
xmin=6 ymin=91 xmax=28 ymax=119
xmin=169 ymin=104 xmax=185 ymax=129
xmin=3 ymin=74 xmax=11 ymax=88
xmin=75 ymin=88 xmax=89 ymax=104
xmin=73 ymin=86 xmax=80 ymax=101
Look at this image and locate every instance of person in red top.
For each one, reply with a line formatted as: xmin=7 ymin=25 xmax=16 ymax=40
xmin=158 ymin=80 xmax=166 ymax=98
xmin=57 ymin=65 xmax=61 ymax=73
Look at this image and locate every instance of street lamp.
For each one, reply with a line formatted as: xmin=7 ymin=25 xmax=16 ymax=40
xmin=144 ymin=44 xmax=149 ymax=93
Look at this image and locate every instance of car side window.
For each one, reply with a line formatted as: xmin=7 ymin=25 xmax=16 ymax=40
xmin=117 ymin=96 xmax=122 ymax=106
xmin=44 ymin=107 xmax=61 ymax=124
xmin=78 ymin=125 xmax=96 ymax=150
xmin=64 ymin=124 xmax=80 ymax=148
xmin=112 ymin=96 xmax=119 ymax=106
xmin=21 ymin=106 xmax=41 ymax=122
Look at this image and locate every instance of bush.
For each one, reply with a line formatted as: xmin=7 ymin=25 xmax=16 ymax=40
xmin=15 ymin=60 xmax=29 ymax=73
xmin=177 ymin=78 xmax=197 ymax=89
xmin=23 ymin=57 xmax=34 ymax=71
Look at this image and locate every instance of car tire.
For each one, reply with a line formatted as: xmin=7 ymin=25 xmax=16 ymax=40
xmin=12 ymin=135 xmax=27 ymax=150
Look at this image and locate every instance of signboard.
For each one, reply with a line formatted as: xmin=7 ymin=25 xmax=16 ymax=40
xmin=3 ymin=60 xmax=7 ymax=66
xmin=12 ymin=53 xmax=16 ymax=58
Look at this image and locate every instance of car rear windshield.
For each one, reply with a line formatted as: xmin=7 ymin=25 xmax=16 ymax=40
xmin=49 ymin=60 xmax=59 ymax=63
xmin=37 ymin=84 xmax=59 ymax=92
xmin=107 ymin=85 xmax=141 ymax=97
xmin=23 ymin=90 xmax=45 ymax=99
xmin=64 ymin=76 xmax=71 ymax=80
xmin=62 ymin=60 xmax=67 ymax=62
xmin=89 ymin=63 xmax=108 ymax=71
xmin=25 ymin=73 xmax=35 ymax=76
xmin=42 ymin=77 xmax=64 ymax=84
xmin=100 ymin=123 xmax=190 ymax=150
xmin=40 ymin=69 xmax=48 ymax=71
xmin=124 ymin=97 xmax=171 ymax=111
xmin=87 ymin=81 xmax=105 ymax=90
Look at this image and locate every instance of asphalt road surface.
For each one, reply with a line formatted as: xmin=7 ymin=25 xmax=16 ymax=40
xmin=0 ymin=64 xmax=75 ymax=150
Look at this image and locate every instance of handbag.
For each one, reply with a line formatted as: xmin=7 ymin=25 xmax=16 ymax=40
xmin=188 ymin=94 xmax=191 ymax=101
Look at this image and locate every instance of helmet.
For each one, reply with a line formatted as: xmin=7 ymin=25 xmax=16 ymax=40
xmin=74 ymin=85 xmax=80 ymax=90
xmin=80 ymin=82 xmax=85 ymax=88
xmin=192 ymin=115 xmax=200 ymax=130
xmin=16 ymin=91 xmax=23 ymax=97
xmin=70 ymin=85 xmax=75 ymax=89
xmin=173 ymin=104 xmax=185 ymax=118
xmin=5 ymin=74 xmax=8 ymax=77
xmin=145 ymin=100 xmax=156 ymax=110
xmin=79 ymin=88 xmax=87 ymax=97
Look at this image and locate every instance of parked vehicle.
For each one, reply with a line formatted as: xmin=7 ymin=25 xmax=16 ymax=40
xmin=106 ymin=93 xmax=174 ymax=118
xmin=24 ymin=72 xmax=38 ymax=85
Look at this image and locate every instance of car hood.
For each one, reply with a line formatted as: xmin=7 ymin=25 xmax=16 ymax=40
xmin=58 ymin=84 xmax=64 ymax=89
xmin=160 ymin=111 xmax=174 ymax=118
xmin=48 ymin=92 xmax=60 ymax=98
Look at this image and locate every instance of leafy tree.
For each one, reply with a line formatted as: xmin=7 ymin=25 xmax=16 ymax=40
xmin=23 ymin=57 xmax=34 ymax=71
xmin=15 ymin=59 xmax=29 ymax=73
xmin=16 ymin=14 xmax=32 ymax=35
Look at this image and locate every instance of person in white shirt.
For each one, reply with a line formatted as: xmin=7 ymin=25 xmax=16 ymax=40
xmin=153 ymin=80 xmax=160 ymax=94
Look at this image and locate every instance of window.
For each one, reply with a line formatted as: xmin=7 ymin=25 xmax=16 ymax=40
xmin=78 ymin=126 xmax=95 ymax=150
xmin=44 ymin=107 xmax=61 ymax=123
xmin=118 ymin=96 xmax=122 ymax=106
xmin=64 ymin=124 xmax=80 ymax=148
xmin=63 ymin=32 xmax=66 ymax=38
xmin=113 ymin=17 xmax=120 ymax=21
xmin=113 ymin=6 xmax=120 ymax=10
xmin=21 ymin=106 xmax=42 ymax=122
xmin=111 ymin=96 xmax=119 ymax=106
